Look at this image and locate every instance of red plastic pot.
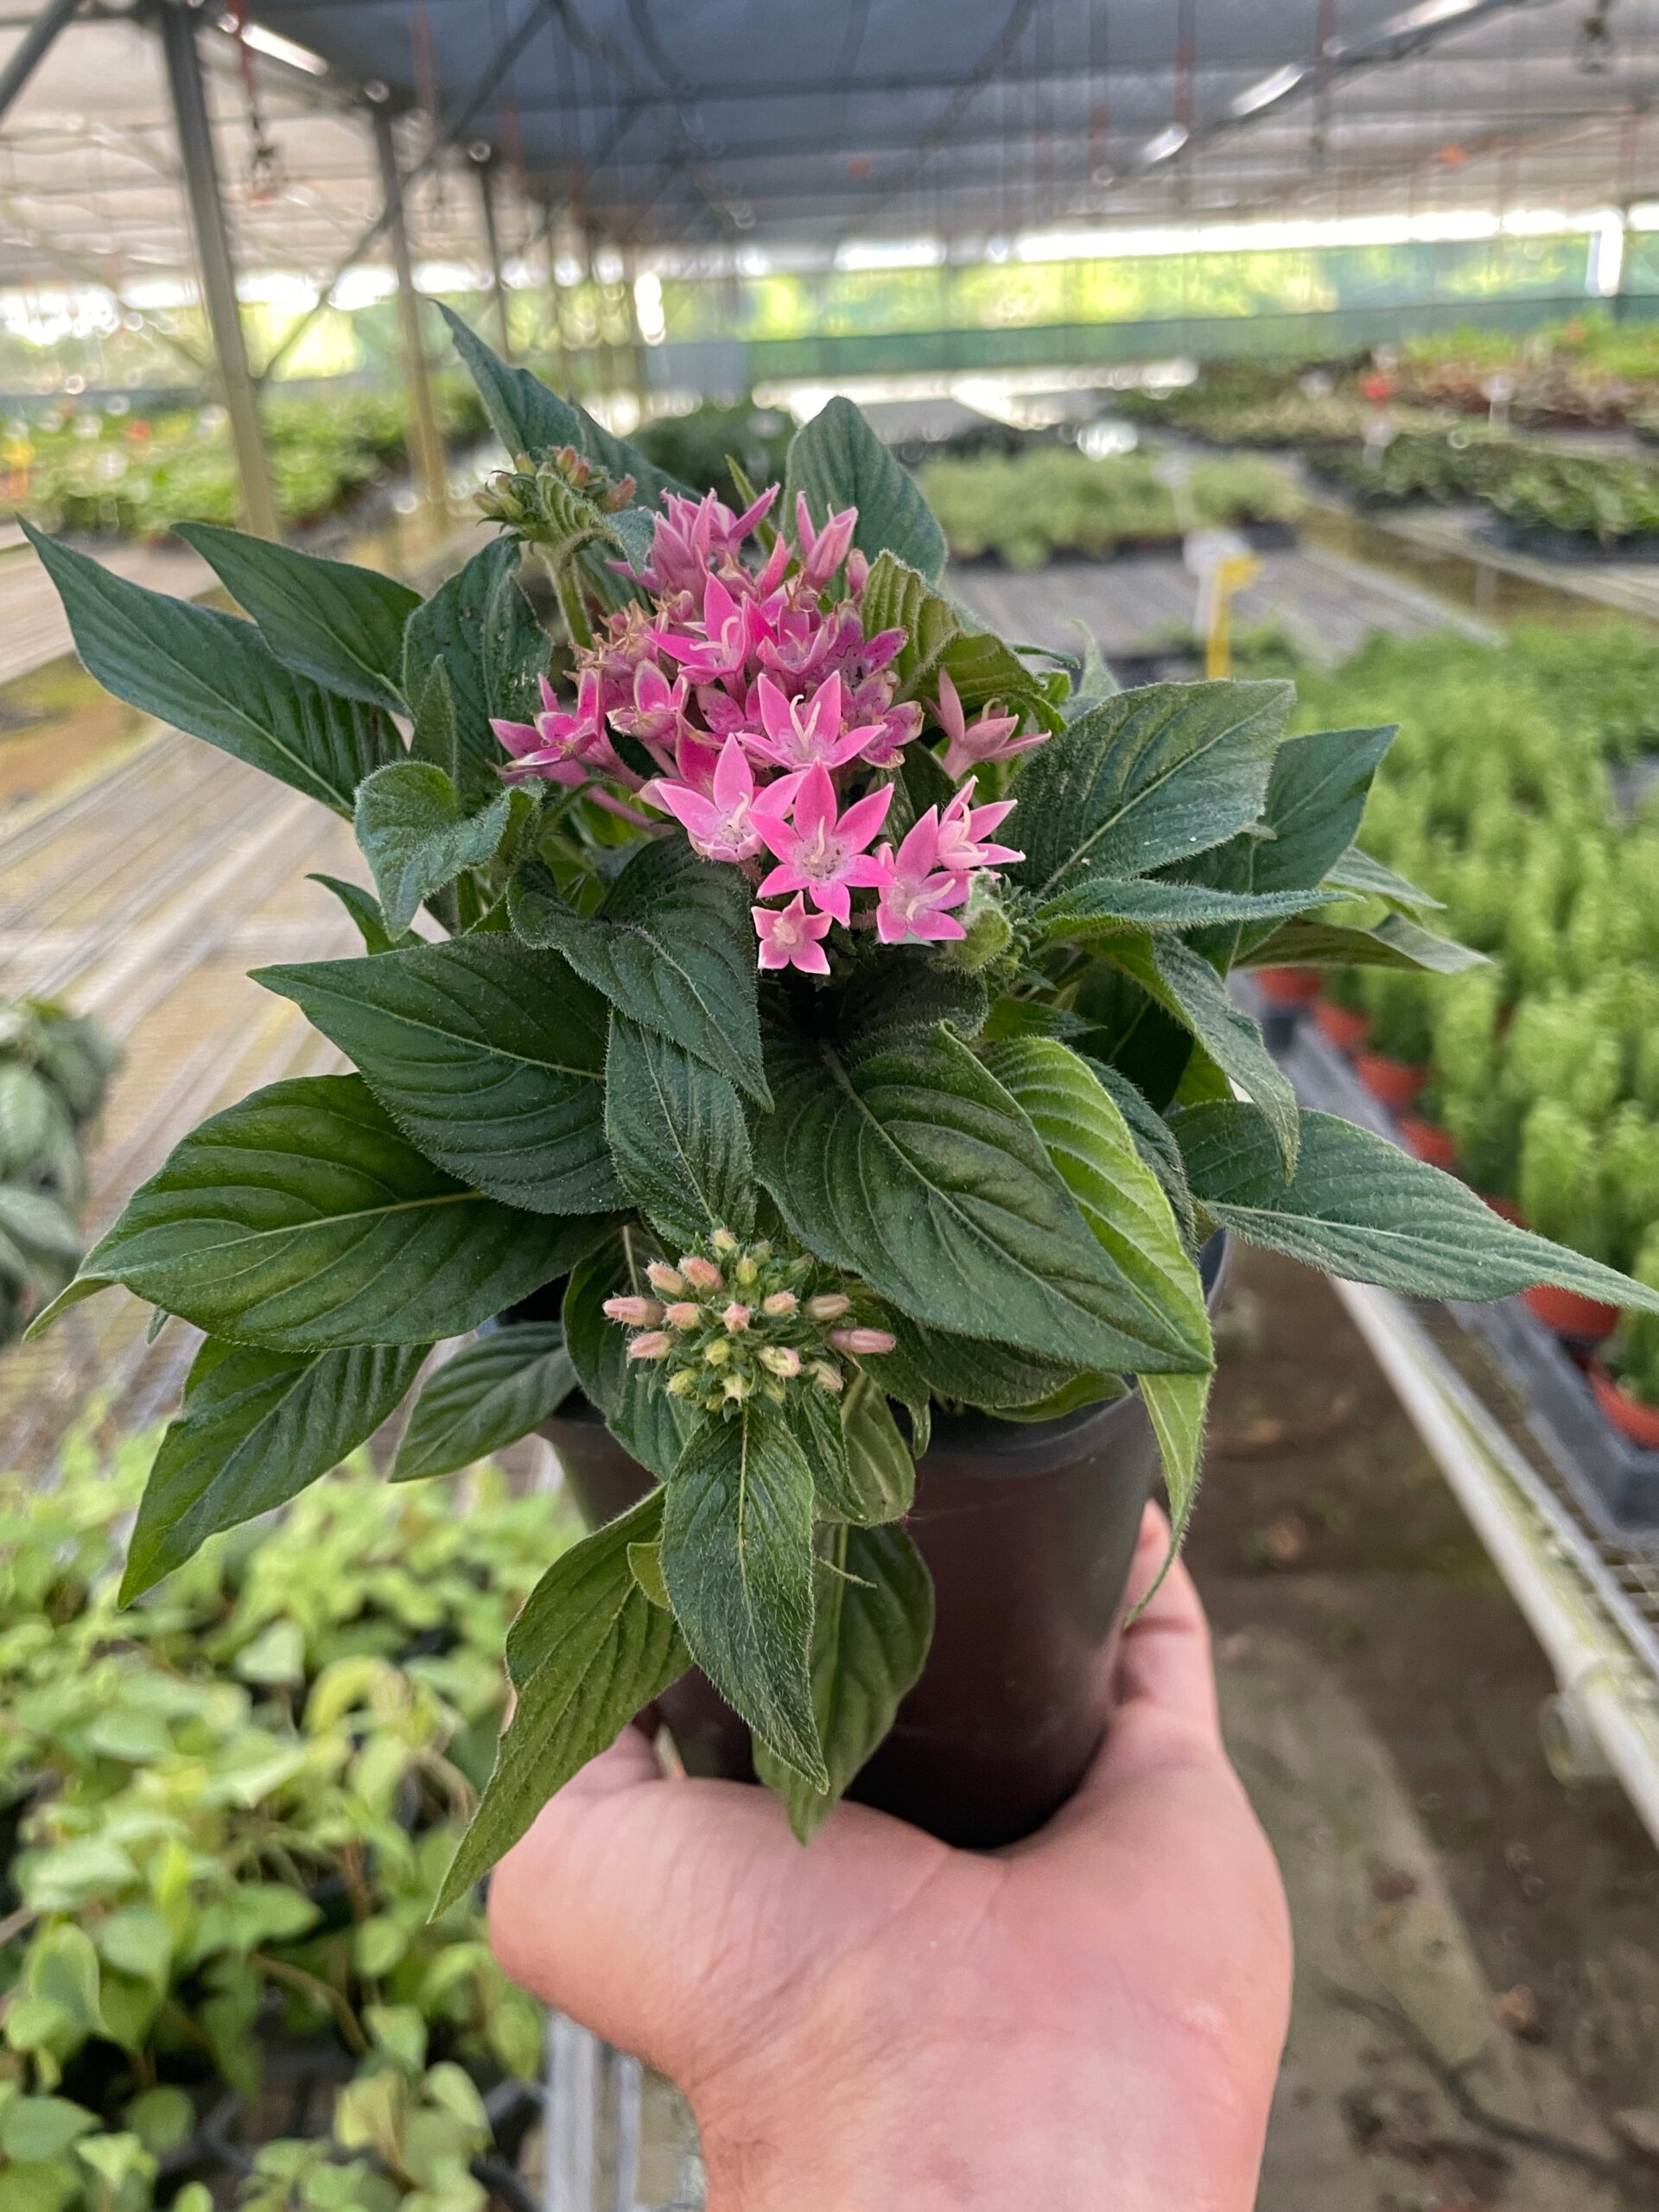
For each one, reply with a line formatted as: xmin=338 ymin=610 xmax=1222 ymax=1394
xmin=1480 ymin=1192 xmax=1524 ymax=1226
xmin=1255 ymin=964 xmax=1324 ymax=1007
xmin=1355 ymin=1051 xmax=1428 ymax=1111
xmin=1590 ymin=1363 xmax=1659 ymax=1452
xmin=1397 ymin=1114 xmax=1459 ymax=1172
xmin=1522 ymin=1282 xmax=1619 ymax=1344
xmin=1313 ymin=999 xmax=1371 ymax=1054
xmin=543 ymin=1243 xmax=1230 ymax=1850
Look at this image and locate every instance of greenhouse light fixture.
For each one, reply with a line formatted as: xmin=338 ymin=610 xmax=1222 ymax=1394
xmin=1141 ymin=124 xmax=1189 ymax=165
xmin=218 ymin=16 xmax=329 ymax=77
xmin=1372 ymin=0 xmax=1484 ymax=37
xmin=1230 ymin=65 xmax=1305 ymax=118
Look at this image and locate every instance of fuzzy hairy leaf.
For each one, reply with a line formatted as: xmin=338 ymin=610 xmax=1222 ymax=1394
xmin=603 ymin=1014 xmax=755 ymax=1249
xmin=1013 ymin=678 xmax=1292 ymax=903
xmin=860 ymin=553 xmax=1063 ymax=732
xmin=882 ymin=1313 xmax=1097 ymax=1413
xmin=1098 ymin=935 xmax=1300 ymax=1173
xmin=1323 ymin=846 xmax=1443 ymax=916
xmin=512 ymin=839 xmax=767 ymax=1103
xmin=753 ymin=1522 xmax=933 ymax=1841
xmin=785 ymin=399 xmax=947 ymax=583
xmin=663 ymin=1405 xmax=825 ymax=1786
xmin=1137 ymin=1368 xmax=1213 ymax=1611
xmin=1037 ymin=876 xmax=1337 ymax=941
xmin=354 ymin=763 xmax=514 ymax=936
xmin=393 ymin=1322 xmax=576 ymax=1483
xmin=257 ymin=938 xmax=620 ymax=1216
xmin=123 ymin=1337 xmax=425 ymax=1600
xmin=439 ymin=1493 xmax=688 ymax=1909
xmin=173 ymin=524 xmax=419 ymax=715
xmin=562 ymin=1238 xmax=695 ymax=1481
xmin=1176 ymin=1102 xmax=1659 ymax=1310
xmin=753 ymin=1020 xmax=1211 ymax=1376
xmin=403 ymin=536 xmax=550 ymax=809
xmin=1084 ymin=1058 xmax=1198 ymax=1244
xmin=35 ymin=1074 xmax=600 ymax=1351
xmin=983 ymin=1037 xmax=1211 ymax=1372
xmin=834 ymin=1370 xmax=916 ymax=1523
xmin=305 ymin=874 xmax=417 ymax=955
xmin=1235 ymin=915 xmax=1484 ymax=975
xmin=26 ymin=524 xmax=399 ymax=816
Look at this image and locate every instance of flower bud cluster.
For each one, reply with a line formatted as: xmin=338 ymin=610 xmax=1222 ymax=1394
xmin=602 ymin=1228 xmax=895 ymax=1417
xmin=475 ymin=445 xmax=637 ymax=538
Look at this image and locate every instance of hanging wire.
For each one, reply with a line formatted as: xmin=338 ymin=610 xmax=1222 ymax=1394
xmin=224 ymin=0 xmax=283 ymax=207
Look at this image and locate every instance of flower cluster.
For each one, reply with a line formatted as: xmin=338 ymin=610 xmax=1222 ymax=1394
xmin=490 ymin=484 xmax=1040 ymax=969
xmin=603 ymin=1229 xmax=896 ymax=1418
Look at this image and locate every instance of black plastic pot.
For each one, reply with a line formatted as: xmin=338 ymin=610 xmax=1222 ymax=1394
xmin=542 ymin=1237 xmax=1228 ymax=1850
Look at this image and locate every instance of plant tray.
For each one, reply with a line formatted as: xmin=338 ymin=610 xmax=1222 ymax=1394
xmin=1252 ymin=989 xmax=1659 ymax=1547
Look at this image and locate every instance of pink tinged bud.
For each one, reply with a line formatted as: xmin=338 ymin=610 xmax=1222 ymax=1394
xmin=627 ymin=1332 xmax=672 ymax=1360
xmin=664 ymin=1302 xmax=702 ymax=1330
xmin=806 ymin=1293 xmax=851 ymax=1321
xmin=681 ymin=1255 xmax=724 ymax=1291
xmin=602 ymin=1295 xmax=664 ymax=1326
xmin=810 ymin=1360 xmax=844 ymax=1394
xmin=761 ymin=1290 xmax=799 ymax=1318
xmin=829 ymin=1326 xmax=898 ymax=1356
xmin=721 ymin=1302 xmax=752 ymax=1332
xmin=645 ymin=1262 xmax=685 ymax=1296
xmin=760 ymin=1344 xmax=802 ymax=1378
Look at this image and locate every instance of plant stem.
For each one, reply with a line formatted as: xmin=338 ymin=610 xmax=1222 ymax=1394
xmin=250 ymin=1952 xmax=369 ymax=2054
xmin=552 ymin=561 xmax=593 ymax=652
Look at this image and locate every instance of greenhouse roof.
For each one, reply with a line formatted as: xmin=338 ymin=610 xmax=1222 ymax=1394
xmin=3 ymin=0 xmax=1659 ymax=299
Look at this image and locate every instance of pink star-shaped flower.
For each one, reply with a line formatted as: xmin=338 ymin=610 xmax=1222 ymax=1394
xmin=931 ymin=668 xmax=1046 ymax=780
xmin=742 ymin=672 xmax=880 ymax=774
xmin=865 ymin=809 xmax=971 ymax=944
xmin=752 ymin=762 xmax=893 ymax=925
xmin=491 ymin=669 xmax=605 ymax=785
xmin=654 ymin=737 xmax=804 ymax=865
xmin=795 ymin=492 xmax=858 ymax=592
xmin=936 ymin=778 xmax=1023 ymax=873
xmin=652 ymin=573 xmax=756 ymax=683
xmin=753 ymin=892 xmax=833 ymax=975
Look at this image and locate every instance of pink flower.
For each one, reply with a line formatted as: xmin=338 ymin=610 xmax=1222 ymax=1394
xmin=936 ymin=779 xmax=1022 ymax=873
xmin=858 ymin=699 xmax=925 ymax=769
xmin=652 ymin=573 xmax=755 ymax=682
xmin=931 ymin=668 xmax=1045 ymax=780
xmin=609 ymin=661 xmax=690 ymax=757
xmin=795 ymin=493 xmax=857 ymax=592
xmin=753 ymin=893 xmax=833 ymax=975
xmin=743 ymin=672 xmax=879 ymax=773
xmin=753 ymin=763 xmax=893 ymax=925
xmin=491 ymin=669 xmax=606 ymax=785
xmin=637 ymin=486 xmax=779 ymax=596
xmin=865 ymin=810 xmax=971 ymax=944
xmin=654 ymin=737 xmax=803 ymax=865
xmin=828 ymin=1325 xmax=898 ymax=1355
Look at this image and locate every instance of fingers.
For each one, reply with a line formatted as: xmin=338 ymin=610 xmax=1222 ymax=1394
xmin=1112 ymin=1503 xmax=1221 ymax=1742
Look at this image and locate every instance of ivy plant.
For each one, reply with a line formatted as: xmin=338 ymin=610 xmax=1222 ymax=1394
xmin=25 ymin=311 xmax=1659 ymax=1891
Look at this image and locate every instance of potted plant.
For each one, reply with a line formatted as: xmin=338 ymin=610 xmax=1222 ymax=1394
xmin=0 ymin=993 xmax=118 ymax=1346
xmin=23 ymin=313 xmax=1659 ymax=1890
xmin=1594 ymin=1231 xmax=1659 ymax=1449
xmin=1517 ymin=1098 xmax=1621 ymax=1344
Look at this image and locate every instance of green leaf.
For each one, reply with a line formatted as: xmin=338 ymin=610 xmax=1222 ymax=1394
xmin=627 ymin=1538 xmax=670 ymax=1608
xmin=511 ymin=838 xmax=768 ymax=1103
xmin=830 ymin=953 xmax=988 ymax=1049
xmin=438 ymin=1493 xmax=689 ymax=1910
xmin=354 ymin=762 xmax=513 ymax=935
xmin=43 ymin=1074 xmax=600 ymax=1351
xmin=1 ymin=2097 xmax=99 ymax=2164
xmin=305 ymin=873 xmax=417 ymax=955
xmin=603 ymin=1013 xmax=755 ymax=1250
xmin=1323 ymin=845 xmax=1444 ymax=915
xmin=393 ymin=1322 xmax=576 ymax=1482
xmin=123 ymin=1335 xmax=425 ymax=1599
xmin=408 ymin=657 xmax=459 ymax=779
xmin=836 ymin=1370 xmax=916 ymax=1524
xmin=1235 ymin=914 xmax=1486 ymax=975
xmin=1037 ymin=876 xmax=1337 ymax=941
xmin=663 ymin=1404 xmax=825 ymax=1785
xmin=860 ymin=553 xmax=1064 ymax=732
xmin=562 ymin=1237 xmax=695 ymax=1480
xmin=785 ymin=398 xmax=947 ymax=583
xmin=1106 ymin=935 xmax=1300 ymax=1173
xmin=1176 ymin=1102 xmax=1659 ymax=1310
xmin=1137 ymin=1368 xmax=1213 ymax=1614
xmin=439 ymin=304 xmax=689 ymax=509
xmin=982 ymin=1037 xmax=1212 ymax=1376
xmin=172 ymin=523 xmax=419 ymax=715
xmin=753 ymin=1522 xmax=933 ymax=1842
xmin=882 ymin=1314 xmax=1098 ymax=1413
xmin=403 ymin=537 xmax=548 ymax=809
xmin=1084 ymin=1058 xmax=1198 ymax=1244
xmin=1013 ymin=678 xmax=1292 ymax=904
xmin=256 ymin=938 xmax=620 ymax=1216
xmin=24 ymin=522 xmax=400 ymax=816
xmin=753 ymin=1020 xmax=1211 ymax=1375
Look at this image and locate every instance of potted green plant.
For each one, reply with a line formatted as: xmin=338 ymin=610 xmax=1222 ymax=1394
xmin=23 ymin=314 xmax=1659 ymax=1887
xmin=0 ymin=994 xmax=118 ymax=1346
xmin=1595 ymin=1230 xmax=1659 ymax=1448
xmin=1517 ymin=1098 xmax=1621 ymax=1344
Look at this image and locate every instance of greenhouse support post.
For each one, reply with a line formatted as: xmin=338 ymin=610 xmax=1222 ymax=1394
xmin=156 ymin=0 xmax=279 ymax=541
xmin=0 ymin=0 xmax=84 ymax=125
xmin=476 ymin=153 xmax=515 ymax=362
xmin=372 ymin=103 xmax=448 ymax=522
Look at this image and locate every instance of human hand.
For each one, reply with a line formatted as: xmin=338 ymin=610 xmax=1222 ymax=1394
xmin=490 ymin=1506 xmax=1292 ymax=2212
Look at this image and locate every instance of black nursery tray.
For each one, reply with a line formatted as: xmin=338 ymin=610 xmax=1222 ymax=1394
xmin=1256 ymin=995 xmax=1659 ymax=1550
